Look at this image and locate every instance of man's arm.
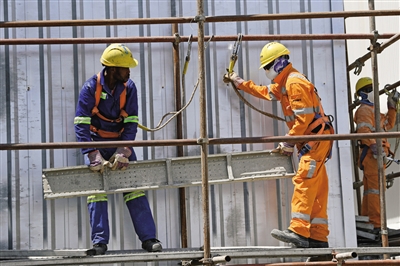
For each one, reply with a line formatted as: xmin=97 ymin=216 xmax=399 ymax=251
xmin=74 ymin=78 xmax=97 ymax=154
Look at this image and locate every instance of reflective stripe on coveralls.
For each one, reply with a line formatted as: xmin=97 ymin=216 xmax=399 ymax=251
xmin=74 ymin=116 xmax=91 ymax=125
xmin=87 ymin=194 xmax=108 ymax=203
xmin=124 ymin=191 xmax=146 ymax=202
xmin=354 ymin=103 xmax=396 ymax=228
xmin=238 ymin=63 xmax=333 ymax=242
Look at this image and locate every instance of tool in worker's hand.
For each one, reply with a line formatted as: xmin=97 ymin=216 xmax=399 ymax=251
xmin=386 ymin=157 xmax=400 ymax=164
xmin=227 ymin=33 xmax=243 ymax=73
xmin=182 ymin=34 xmax=193 ymax=76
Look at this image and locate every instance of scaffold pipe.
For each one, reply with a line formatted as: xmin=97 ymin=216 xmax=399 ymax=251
xmin=335 ymin=251 xmax=358 ymax=260
xmin=0 ymin=10 xmax=400 ymax=28
xmin=2 ymin=131 xmax=400 ymax=150
xmin=0 ymin=33 xmax=396 ymax=46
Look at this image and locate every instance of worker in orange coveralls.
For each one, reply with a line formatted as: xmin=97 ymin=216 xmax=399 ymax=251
xmin=223 ymin=42 xmax=334 ymax=248
xmin=354 ymin=77 xmax=397 ymax=233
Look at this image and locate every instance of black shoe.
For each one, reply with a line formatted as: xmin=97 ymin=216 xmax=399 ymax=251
xmin=142 ymin=239 xmax=162 ymax=252
xmin=309 ymin=238 xmax=329 ymax=248
xmin=88 ymin=243 xmax=107 ymax=255
xmin=271 ymin=229 xmax=309 ymax=248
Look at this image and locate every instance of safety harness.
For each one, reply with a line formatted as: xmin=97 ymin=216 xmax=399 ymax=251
xmin=296 ymin=88 xmax=335 ymax=161
xmin=90 ymin=72 xmax=128 ymax=138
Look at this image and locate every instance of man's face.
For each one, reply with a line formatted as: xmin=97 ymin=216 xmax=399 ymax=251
xmin=113 ymin=67 xmax=130 ymax=82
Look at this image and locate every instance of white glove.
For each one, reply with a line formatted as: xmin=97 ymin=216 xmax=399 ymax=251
xmin=107 ymin=147 xmax=132 ymax=170
xmin=223 ymin=71 xmax=244 ymax=87
xmin=87 ymin=150 xmax=108 ymax=173
xmin=271 ymin=142 xmax=295 ymax=156
xmin=387 ymin=90 xmax=399 ymax=110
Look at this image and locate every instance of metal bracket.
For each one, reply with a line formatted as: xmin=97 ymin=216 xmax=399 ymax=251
xmin=174 ymin=33 xmax=181 ymax=46
xmin=194 ymin=15 xmax=206 ymax=22
xmin=197 ymin=137 xmax=209 ymax=144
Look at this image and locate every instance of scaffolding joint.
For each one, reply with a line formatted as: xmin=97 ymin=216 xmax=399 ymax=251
xmin=194 ymin=15 xmax=206 ymax=22
xmin=353 ymin=59 xmax=364 ymax=75
xmin=368 ymin=30 xmax=382 ymax=52
xmin=333 ymin=251 xmax=358 ymax=266
xmin=173 ymin=33 xmax=181 ymax=46
xmin=197 ymin=137 xmax=209 ymax=144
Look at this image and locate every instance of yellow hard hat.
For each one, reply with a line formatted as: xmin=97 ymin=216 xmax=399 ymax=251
xmin=259 ymin=42 xmax=290 ymax=69
xmin=355 ymin=77 xmax=372 ymax=96
xmin=100 ymin=43 xmax=138 ymax=68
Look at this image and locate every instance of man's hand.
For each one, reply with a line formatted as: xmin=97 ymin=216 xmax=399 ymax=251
xmin=370 ymin=143 xmax=378 ymax=156
xmin=88 ymin=150 xmax=108 ymax=173
xmin=370 ymin=143 xmax=386 ymax=160
xmin=107 ymin=147 xmax=132 ymax=170
xmin=223 ymin=71 xmax=244 ymax=87
xmin=271 ymin=142 xmax=295 ymax=156
xmin=387 ymin=90 xmax=399 ymax=110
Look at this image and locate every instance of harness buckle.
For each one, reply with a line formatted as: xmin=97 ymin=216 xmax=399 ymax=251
xmin=298 ymin=143 xmax=312 ymax=159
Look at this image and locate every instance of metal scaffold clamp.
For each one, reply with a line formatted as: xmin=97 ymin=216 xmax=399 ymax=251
xmin=333 ymin=251 xmax=358 ymax=266
xmin=353 ymin=59 xmax=365 ymax=76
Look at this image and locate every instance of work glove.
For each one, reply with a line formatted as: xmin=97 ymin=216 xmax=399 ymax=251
xmin=387 ymin=90 xmax=399 ymax=110
xmin=223 ymin=71 xmax=244 ymax=87
xmin=370 ymin=143 xmax=378 ymax=156
xmin=370 ymin=143 xmax=387 ymax=161
xmin=271 ymin=142 xmax=295 ymax=157
xmin=107 ymin=147 xmax=132 ymax=170
xmin=87 ymin=150 xmax=107 ymax=173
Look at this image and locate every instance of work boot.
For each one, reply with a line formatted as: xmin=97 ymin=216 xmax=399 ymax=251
xmin=142 ymin=239 xmax=162 ymax=252
xmin=88 ymin=243 xmax=108 ymax=255
xmin=271 ymin=229 xmax=309 ymax=248
xmin=309 ymin=238 xmax=329 ymax=248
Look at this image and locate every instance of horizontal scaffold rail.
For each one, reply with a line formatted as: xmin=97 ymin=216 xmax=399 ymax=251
xmin=2 ymin=247 xmax=400 ymax=266
xmin=42 ymin=150 xmax=295 ymax=199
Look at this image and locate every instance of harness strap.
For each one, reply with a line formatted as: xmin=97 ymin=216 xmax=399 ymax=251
xmin=297 ymin=89 xmax=334 ymax=161
xmin=90 ymin=72 xmax=128 ymax=138
xmin=358 ymin=144 xmax=369 ymax=171
xmin=297 ymin=125 xmax=334 ymax=161
xmin=90 ymin=125 xmax=125 ymax=138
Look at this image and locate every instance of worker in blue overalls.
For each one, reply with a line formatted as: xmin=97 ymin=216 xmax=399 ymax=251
xmin=74 ymin=43 xmax=162 ymax=255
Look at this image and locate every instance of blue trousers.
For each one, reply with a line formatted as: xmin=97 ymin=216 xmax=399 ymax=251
xmin=85 ymin=147 xmax=156 ymax=244
xmin=88 ymin=193 xmax=157 ymax=244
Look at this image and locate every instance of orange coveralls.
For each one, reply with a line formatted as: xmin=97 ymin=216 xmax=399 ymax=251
xmin=354 ymin=103 xmax=396 ymax=228
xmin=238 ymin=63 xmax=332 ymax=242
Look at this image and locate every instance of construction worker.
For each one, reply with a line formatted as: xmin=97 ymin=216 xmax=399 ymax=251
xmin=353 ymin=77 xmax=397 ymax=232
xmin=223 ymin=42 xmax=334 ymax=248
xmin=74 ymin=43 xmax=162 ymax=255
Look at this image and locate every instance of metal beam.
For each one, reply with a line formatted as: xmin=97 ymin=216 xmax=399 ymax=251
xmin=42 ymin=150 xmax=295 ymax=199
xmin=1 ymin=10 xmax=400 ymax=28
xmin=1 ymin=247 xmax=400 ymax=266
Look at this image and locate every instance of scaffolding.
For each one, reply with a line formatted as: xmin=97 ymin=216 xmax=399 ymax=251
xmin=1 ymin=0 xmax=400 ymax=265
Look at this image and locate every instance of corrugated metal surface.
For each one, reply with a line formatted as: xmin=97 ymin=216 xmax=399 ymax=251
xmin=0 ymin=0 xmax=355 ymax=265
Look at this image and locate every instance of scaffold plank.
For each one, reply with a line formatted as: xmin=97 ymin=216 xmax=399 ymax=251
xmin=42 ymin=150 xmax=295 ymax=199
xmin=1 ymin=247 xmax=400 ymax=266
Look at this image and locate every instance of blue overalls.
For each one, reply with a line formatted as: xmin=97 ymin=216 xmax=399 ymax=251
xmin=75 ymin=68 xmax=156 ymax=245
